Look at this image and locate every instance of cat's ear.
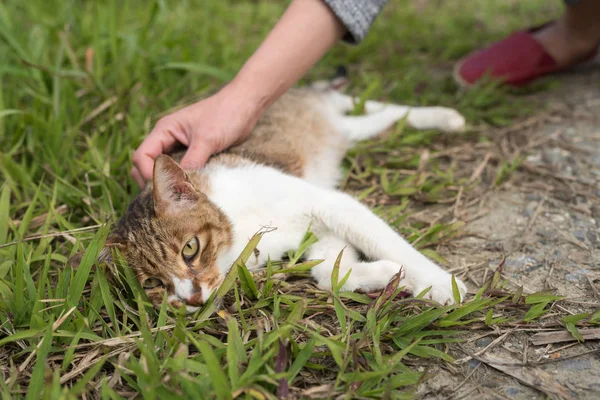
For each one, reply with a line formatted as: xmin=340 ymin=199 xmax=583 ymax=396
xmin=152 ymin=154 xmax=199 ymax=215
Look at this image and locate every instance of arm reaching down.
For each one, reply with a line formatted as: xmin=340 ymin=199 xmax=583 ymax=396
xmin=132 ymin=0 xmax=348 ymax=187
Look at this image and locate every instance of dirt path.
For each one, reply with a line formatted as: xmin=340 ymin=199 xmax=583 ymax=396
xmin=421 ymin=70 xmax=600 ymax=399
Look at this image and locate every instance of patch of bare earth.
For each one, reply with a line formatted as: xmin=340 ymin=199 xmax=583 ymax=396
xmin=420 ymin=70 xmax=600 ymax=399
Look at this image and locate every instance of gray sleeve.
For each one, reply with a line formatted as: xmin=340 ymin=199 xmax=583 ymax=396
xmin=323 ymin=0 xmax=389 ymax=44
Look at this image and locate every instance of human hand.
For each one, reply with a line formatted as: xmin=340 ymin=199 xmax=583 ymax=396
xmin=132 ymin=0 xmax=346 ymax=188
xmin=131 ymin=84 xmax=261 ymax=188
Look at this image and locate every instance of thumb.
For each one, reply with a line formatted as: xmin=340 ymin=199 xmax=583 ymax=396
xmin=179 ymin=141 xmax=214 ymax=170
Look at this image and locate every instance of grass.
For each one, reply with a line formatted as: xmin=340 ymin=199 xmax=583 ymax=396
xmin=1 ymin=0 xmax=595 ymax=398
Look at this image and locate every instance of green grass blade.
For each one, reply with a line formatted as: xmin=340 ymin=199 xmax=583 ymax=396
xmin=237 ymin=261 xmax=258 ymax=300
xmin=194 ymin=338 xmax=232 ymax=400
xmin=25 ymin=322 xmax=54 ymax=400
xmin=69 ymin=356 xmax=108 ymax=396
xmin=226 ymin=314 xmax=246 ymax=388
xmin=66 ymin=224 xmax=110 ymax=308
xmin=0 ymin=327 xmax=45 ymax=347
xmin=451 ymin=275 xmax=461 ymax=304
xmin=96 ymin=266 xmax=119 ymax=335
xmin=288 ymin=337 xmax=316 ymax=383
xmin=156 ymin=62 xmax=233 ymax=81
xmin=0 ymin=186 xmax=10 ymax=244
xmin=196 ymin=232 xmax=263 ymax=321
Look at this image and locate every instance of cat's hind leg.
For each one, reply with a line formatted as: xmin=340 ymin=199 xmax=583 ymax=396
xmin=324 ymin=92 xmax=465 ymax=138
xmin=307 ymin=234 xmax=405 ymax=293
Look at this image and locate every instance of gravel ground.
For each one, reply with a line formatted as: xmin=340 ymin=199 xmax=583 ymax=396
xmin=419 ymin=68 xmax=600 ymax=399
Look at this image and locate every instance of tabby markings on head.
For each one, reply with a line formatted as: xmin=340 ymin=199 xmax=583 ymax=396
xmin=101 ymin=155 xmax=233 ymax=313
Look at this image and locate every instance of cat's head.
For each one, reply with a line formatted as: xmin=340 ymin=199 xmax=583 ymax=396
xmin=100 ymin=155 xmax=233 ymax=313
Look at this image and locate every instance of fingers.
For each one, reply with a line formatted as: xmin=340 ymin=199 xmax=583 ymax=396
xmin=132 ymin=136 xmax=168 ymax=183
xmin=130 ymin=92 xmax=249 ymax=186
xmin=131 ymin=166 xmax=145 ymax=189
xmin=131 ymin=125 xmax=180 ymax=187
xmin=179 ymin=141 xmax=214 ymax=171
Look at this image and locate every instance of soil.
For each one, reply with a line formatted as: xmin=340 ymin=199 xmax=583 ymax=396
xmin=418 ymin=68 xmax=600 ymax=399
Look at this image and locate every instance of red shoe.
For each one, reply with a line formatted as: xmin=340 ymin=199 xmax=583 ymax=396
xmin=454 ymin=24 xmax=598 ymax=87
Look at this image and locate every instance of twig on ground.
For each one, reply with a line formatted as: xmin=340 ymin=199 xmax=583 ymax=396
xmin=530 ymin=329 xmax=600 ymax=346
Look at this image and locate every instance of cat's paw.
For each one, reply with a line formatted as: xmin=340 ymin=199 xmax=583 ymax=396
xmin=336 ymin=260 xmax=405 ymax=293
xmin=404 ymin=271 xmax=467 ymax=305
xmin=432 ymin=107 xmax=466 ymax=132
xmin=408 ymin=107 xmax=465 ymax=133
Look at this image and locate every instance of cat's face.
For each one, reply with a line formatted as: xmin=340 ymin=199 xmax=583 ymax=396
xmin=101 ymin=155 xmax=232 ymax=313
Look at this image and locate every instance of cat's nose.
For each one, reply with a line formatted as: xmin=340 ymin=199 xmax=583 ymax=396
xmin=185 ymin=291 xmax=204 ymax=307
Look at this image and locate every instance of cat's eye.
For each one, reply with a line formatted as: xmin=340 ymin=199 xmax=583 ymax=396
xmin=143 ymin=277 xmax=164 ymax=289
xmin=182 ymin=237 xmax=200 ymax=260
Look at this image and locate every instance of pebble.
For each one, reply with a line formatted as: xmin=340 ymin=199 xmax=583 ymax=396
xmin=524 ymin=264 xmax=544 ymax=274
xmin=565 ymin=269 xmax=590 ymax=282
xmin=592 ymin=205 xmax=600 ymax=220
xmin=526 ymin=193 xmax=542 ymax=201
xmin=522 ymin=201 xmax=538 ymax=217
xmin=572 ymin=230 xmax=587 ymax=242
xmin=558 ymin=359 xmax=593 ymax=371
xmin=537 ymin=230 xmax=557 ymax=239
xmin=525 ymin=154 xmax=543 ymax=166
xmin=505 ymin=255 xmax=539 ymax=270
xmin=475 ymin=337 xmax=493 ymax=348
xmin=542 ymin=148 xmax=569 ymax=166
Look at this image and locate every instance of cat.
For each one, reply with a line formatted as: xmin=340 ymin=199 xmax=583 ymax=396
xmin=100 ymin=80 xmax=468 ymax=313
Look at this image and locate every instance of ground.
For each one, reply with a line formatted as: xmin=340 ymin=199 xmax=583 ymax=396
xmin=0 ymin=0 xmax=599 ymax=399
xmin=414 ymin=70 xmax=600 ymax=399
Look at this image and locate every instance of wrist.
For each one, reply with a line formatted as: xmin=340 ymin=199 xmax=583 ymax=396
xmin=214 ymin=76 xmax=268 ymax=132
xmin=224 ymin=66 xmax=282 ymax=114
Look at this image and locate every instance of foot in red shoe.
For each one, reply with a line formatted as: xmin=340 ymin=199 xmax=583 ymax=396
xmin=455 ymin=0 xmax=600 ymax=87
xmin=454 ymin=22 xmax=597 ymax=87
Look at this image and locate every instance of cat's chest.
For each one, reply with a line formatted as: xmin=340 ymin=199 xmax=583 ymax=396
xmin=206 ymin=165 xmax=308 ymax=221
xmin=206 ymin=165 xmax=313 ymax=269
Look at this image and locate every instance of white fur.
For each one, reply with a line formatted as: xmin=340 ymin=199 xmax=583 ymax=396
xmin=199 ymin=283 xmax=211 ymax=304
xmin=172 ymin=276 xmax=194 ymax=299
xmin=171 ymin=276 xmax=211 ymax=310
xmin=303 ymin=145 xmax=346 ymax=188
xmin=200 ymin=90 xmax=468 ymax=305
xmin=325 ymin=91 xmax=466 ymax=134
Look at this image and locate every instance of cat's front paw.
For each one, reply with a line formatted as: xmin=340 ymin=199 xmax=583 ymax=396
xmin=404 ymin=271 xmax=467 ymax=305
xmin=329 ymin=260 xmax=405 ymax=293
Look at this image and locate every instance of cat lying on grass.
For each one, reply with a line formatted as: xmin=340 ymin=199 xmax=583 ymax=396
xmin=100 ymin=80 xmax=468 ymax=313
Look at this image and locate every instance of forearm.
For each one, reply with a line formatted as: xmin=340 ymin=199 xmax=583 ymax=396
xmin=132 ymin=0 xmax=387 ymax=185
xmin=225 ymin=0 xmax=346 ymax=114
